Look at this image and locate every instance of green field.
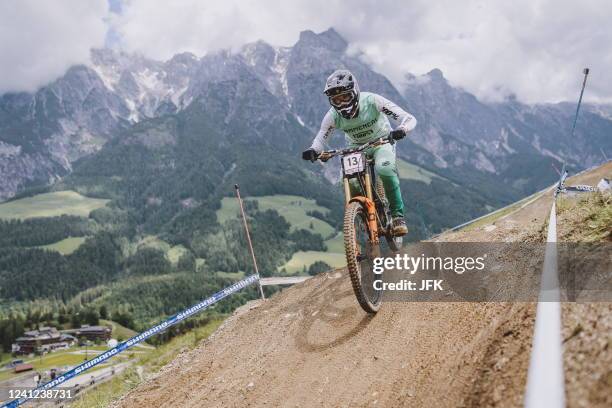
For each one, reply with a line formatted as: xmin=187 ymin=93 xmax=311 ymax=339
xmin=136 ymin=235 xmax=170 ymax=252
xmin=324 ymin=232 xmax=344 ymax=253
xmin=396 ymin=159 xmax=445 ymax=184
xmin=280 ymin=250 xmax=346 ymax=274
xmin=217 ymin=194 xmax=337 ymax=238
xmin=215 ymin=271 xmax=246 ymax=280
xmin=167 ymin=245 xmax=189 ymax=265
xmin=37 ymin=236 xmax=88 ymax=255
xmin=278 ymin=232 xmax=346 ymax=275
xmin=136 ymin=236 xmax=188 ymax=266
xmin=0 ymin=191 xmax=109 ymax=220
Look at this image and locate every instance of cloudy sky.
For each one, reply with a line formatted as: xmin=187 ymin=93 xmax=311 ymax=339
xmin=1 ymin=0 xmax=611 ymax=103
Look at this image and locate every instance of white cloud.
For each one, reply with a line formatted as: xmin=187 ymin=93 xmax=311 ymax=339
xmin=2 ymin=0 xmax=611 ymax=103
xmin=109 ymin=0 xmax=334 ymax=56
xmin=0 ymin=0 xmax=108 ymax=94
xmin=348 ymin=0 xmax=612 ymax=103
xmin=111 ymin=0 xmax=612 ymax=104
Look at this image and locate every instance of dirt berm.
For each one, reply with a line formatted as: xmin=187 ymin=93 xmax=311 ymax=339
xmin=114 ymin=163 xmax=611 ymax=408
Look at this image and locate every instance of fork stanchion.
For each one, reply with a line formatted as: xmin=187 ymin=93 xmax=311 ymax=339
xmin=234 ymin=184 xmax=266 ymax=300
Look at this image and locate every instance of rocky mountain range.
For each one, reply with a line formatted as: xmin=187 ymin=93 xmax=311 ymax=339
xmin=0 ymin=28 xmax=610 ymax=201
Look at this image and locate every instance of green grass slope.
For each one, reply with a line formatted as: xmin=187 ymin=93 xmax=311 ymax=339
xmin=0 ymin=191 xmax=108 ymax=220
xmin=217 ymin=194 xmax=336 ymax=238
xmin=37 ymin=236 xmax=88 ymax=255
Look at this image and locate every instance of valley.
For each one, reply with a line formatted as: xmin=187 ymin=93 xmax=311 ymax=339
xmin=0 ymin=27 xmax=609 ymax=407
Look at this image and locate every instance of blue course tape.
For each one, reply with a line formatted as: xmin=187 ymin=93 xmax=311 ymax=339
xmin=2 ymin=274 xmax=259 ymax=408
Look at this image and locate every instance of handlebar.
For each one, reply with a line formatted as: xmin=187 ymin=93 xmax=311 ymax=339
xmin=316 ymin=134 xmax=394 ymax=162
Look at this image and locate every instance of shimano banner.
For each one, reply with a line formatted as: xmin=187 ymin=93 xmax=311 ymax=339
xmin=1 ymin=274 xmax=260 ymax=408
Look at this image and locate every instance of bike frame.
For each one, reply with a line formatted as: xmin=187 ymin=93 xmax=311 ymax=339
xmin=317 ymin=136 xmax=395 ymax=246
xmin=342 ymin=161 xmax=379 ymax=244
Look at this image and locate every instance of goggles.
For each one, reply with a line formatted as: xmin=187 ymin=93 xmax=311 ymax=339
xmin=329 ymin=92 xmax=354 ymax=107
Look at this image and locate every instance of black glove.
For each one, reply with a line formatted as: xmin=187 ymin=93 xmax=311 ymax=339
xmin=390 ymin=128 xmax=406 ymax=141
xmin=302 ymin=148 xmax=318 ymax=162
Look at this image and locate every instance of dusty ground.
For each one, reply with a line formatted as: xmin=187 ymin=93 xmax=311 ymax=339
xmin=113 ymin=163 xmax=611 ymax=408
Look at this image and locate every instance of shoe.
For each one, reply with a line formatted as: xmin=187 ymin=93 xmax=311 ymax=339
xmin=392 ymin=217 xmax=408 ymax=236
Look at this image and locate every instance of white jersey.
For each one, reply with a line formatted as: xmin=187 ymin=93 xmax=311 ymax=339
xmin=310 ymin=92 xmax=417 ymax=152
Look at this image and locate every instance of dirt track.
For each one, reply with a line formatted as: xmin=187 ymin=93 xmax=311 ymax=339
xmin=113 ymin=163 xmax=611 ymax=408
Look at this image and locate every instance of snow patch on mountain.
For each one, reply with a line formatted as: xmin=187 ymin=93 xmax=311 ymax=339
xmin=272 ymin=47 xmax=291 ymax=99
xmin=88 ymin=49 xmax=196 ymax=122
xmin=90 ymin=64 xmax=118 ymax=91
xmin=171 ymin=85 xmax=189 ymax=108
xmin=125 ymin=98 xmax=139 ymax=122
xmin=498 ymin=128 xmax=516 ymax=154
xmin=474 ymin=151 xmax=496 ymax=173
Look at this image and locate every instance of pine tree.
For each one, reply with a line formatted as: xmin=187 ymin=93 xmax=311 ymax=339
xmin=99 ymin=305 xmax=108 ymax=320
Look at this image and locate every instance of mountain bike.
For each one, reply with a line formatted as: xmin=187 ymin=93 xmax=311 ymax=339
xmin=316 ymin=134 xmax=403 ymax=313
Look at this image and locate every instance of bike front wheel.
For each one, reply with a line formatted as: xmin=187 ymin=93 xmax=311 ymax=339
xmin=343 ymin=201 xmax=382 ymax=313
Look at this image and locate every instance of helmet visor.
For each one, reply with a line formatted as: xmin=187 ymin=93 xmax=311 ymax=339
xmin=329 ymin=92 xmax=354 ymax=107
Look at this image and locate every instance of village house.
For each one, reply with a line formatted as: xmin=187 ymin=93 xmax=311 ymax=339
xmin=12 ymin=327 xmax=76 ymax=355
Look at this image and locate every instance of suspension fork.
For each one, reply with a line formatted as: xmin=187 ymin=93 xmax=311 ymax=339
xmin=343 ymin=177 xmax=351 ymax=206
xmin=342 ymin=167 xmax=374 ymax=204
xmin=348 ymin=197 xmax=379 ymax=244
xmin=343 ymin=172 xmax=379 ymax=243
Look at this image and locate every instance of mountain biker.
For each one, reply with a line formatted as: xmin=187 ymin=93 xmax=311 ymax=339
xmin=302 ymin=69 xmax=417 ymax=236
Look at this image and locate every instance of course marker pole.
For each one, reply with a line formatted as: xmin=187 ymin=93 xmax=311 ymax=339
xmin=570 ymin=68 xmax=589 ymax=139
xmin=1 ymin=274 xmax=259 ymax=408
xmin=234 ymin=184 xmax=266 ymax=300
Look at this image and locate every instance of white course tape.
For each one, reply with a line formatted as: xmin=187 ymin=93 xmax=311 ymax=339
xmin=524 ymin=201 xmax=565 ymax=408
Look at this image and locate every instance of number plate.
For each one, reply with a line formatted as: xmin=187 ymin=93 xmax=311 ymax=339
xmin=342 ymin=153 xmax=365 ymax=175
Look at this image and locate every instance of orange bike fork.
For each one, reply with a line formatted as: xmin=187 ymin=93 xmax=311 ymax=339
xmin=349 ymin=196 xmax=378 ymax=244
xmin=343 ymin=177 xmax=379 ymax=244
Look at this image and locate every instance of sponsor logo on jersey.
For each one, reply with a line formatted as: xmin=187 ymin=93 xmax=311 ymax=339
xmin=353 ymin=129 xmax=374 ymax=139
xmin=382 ymin=107 xmax=399 ymax=120
xmin=345 ymin=118 xmax=377 ymax=134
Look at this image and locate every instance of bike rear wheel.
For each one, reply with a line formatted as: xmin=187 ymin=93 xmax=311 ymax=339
xmin=343 ymin=201 xmax=382 ymax=313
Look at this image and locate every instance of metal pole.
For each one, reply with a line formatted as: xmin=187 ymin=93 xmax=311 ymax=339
xmin=234 ymin=184 xmax=265 ymax=300
xmin=555 ymin=163 xmax=568 ymax=197
xmin=570 ymin=68 xmax=589 ymax=139
xmin=557 ymin=68 xmax=589 ymax=182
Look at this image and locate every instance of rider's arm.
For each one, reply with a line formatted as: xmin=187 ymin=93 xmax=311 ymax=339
xmin=310 ymin=110 xmax=336 ymax=153
xmin=373 ymin=94 xmax=417 ymax=133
